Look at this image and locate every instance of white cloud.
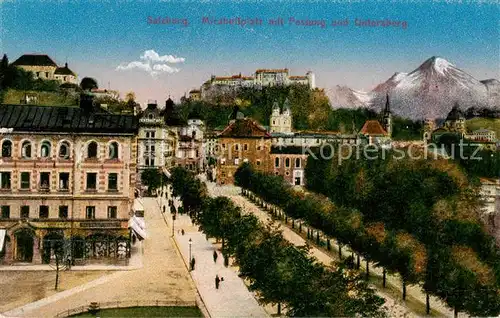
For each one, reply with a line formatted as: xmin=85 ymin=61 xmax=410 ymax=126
xmin=116 ymin=49 xmax=185 ymax=77
xmin=116 ymin=61 xmax=152 ymax=72
xmin=140 ymin=50 xmax=185 ymax=64
xmin=152 ymin=64 xmax=180 ymax=74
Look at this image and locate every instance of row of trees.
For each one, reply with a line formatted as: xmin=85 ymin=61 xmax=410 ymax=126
xmin=235 ymin=159 xmax=500 ymax=317
xmin=168 ymin=167 xmax=387 ymax=317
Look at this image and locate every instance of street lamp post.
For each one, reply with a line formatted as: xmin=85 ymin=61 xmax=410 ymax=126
xmin=188 ymin=238 xmax=192 ymax=271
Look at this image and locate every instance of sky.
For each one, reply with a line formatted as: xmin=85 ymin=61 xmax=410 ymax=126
xmin=1 ymin=0 xmax=499 ymax=106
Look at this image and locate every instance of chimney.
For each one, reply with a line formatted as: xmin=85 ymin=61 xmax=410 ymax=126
xmin=80 ymin=93 xmax=95 ymax=112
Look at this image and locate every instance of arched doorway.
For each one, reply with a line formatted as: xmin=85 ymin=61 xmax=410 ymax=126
xmin=15 ymin=230 xmax=34 ymax=262
xmin=42 ymin=232 xmax=65 ymax=264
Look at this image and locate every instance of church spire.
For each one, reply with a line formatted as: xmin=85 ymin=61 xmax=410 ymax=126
xmin=384 ymin=93 xmax=391 ymax=114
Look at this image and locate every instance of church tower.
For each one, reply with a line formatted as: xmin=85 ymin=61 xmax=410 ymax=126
xmin=270 ymin=101 xmax=281 ymax=133
xmin=382 ymin=94 xmax=392 ymax=137
xmin=281 ymin=98 xmax=292 ymax=134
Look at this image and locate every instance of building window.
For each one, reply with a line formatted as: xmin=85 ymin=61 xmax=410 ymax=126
xmin=234 ymin=144 xmax=239 ymax=151
xmin=87 ymin=142 xmax=98 ymax=158
xmin=275 ymin=171 xmax=279 ymax=175
xmin=295 ymin=158 xmax=301 ymax=168
xmin=220 ymin=158 xmax=226 ymax=165
xmin=59 ymin=141 xmax=70 ymax=159
xmin=150 ymin=145 xmax=156 ymax=153
xmin=86 ymin=173 xmax=97 ymax=190
xmin=285 ymin=171 xmax=290 ymax=176
xmin=59 ymin=206 xmax=68 ymax=219
xmin=20 ymin=172 xmax=30 ymax=189
xmin=275 ymin=157 xmax=280 ymax=168
xmin=108 ymin=173 xmax=118 ymax=191
xmin=107 ymin=206 xmax=117 ymax=219
xmin=40 ymin=172 xmax=50 ymax=190
xmin=1 ymin=140 xmax=12 ymax=157
xmin=0 ymin=172 xmax=11 ymax=189
xmin=59 ymin=173 xmax=69 ymax=190
xmin=20 ymin=206 xmax=29 ymax=218
xmin=1 ymin=206 xmax=10 ymax=219
xmin=256 ymin=145 xmax=262 ymax=150
xmin=222 ymin=143 xmax=226 ymax=149
xmin=40 ymin=141 xmax=51 ymax=158
xmin=243 ymin=144 xmax=248 ymax=151
xmin=285 ymin=158 xmax=290 ymax=168
xmin=234 ymin=158 xmax=239 ymax=165
xmin=21 ymin=141 xmax=32 ymax=158
xmin=45 ymin=72 xmax=49 ymax=78
xmin=256 ymin=160 xmax=261 ymax=166
xmin=39 ymin=206 xmax=49 ymax=219
xmin=85 ymin=206 xmax=95 ymax=219
xmin=109 ymin=142 xmax=119 ymax=159
xmin=146 ymin=131 xmax=156 ymax=139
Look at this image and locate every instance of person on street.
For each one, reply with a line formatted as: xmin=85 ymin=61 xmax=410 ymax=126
xmin=181 ymin=229 xmax=185 ymax=235
xmin=215 ymin=275 xmax=220 ymax=289
xmin=190 ymin=257 xmax=196 ymax=271
xmin=213 ymin=250 xmax=218 ymax=263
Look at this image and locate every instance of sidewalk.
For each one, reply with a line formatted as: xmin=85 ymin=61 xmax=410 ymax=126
xmin=161 ymin=193 xmax=268 ymax=317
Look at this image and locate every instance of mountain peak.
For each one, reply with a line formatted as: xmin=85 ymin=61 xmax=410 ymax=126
xmin=417 ymin=56 xmax=455 ymax=75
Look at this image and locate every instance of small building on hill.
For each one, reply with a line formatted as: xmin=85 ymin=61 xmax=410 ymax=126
xmin=12 ymin=54 xmax=77 ymax=85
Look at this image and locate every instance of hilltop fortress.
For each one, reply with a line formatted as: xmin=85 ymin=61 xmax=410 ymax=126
xmin=192 ymin=68 xmax=315 ymax=101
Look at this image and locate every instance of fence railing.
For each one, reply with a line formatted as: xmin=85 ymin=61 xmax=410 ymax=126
xmin=55 ymin=299 xmax=197 ymax=317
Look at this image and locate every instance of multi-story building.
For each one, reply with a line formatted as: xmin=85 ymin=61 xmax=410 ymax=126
xmin=12 ymin=54 xmax=77 ymax=85
xmin=0 ymin=101 xmax=138 ymax=265
xmin=137 ymin=100 xmax=177 ymax=175
xmin=270 ymin=146 xmax=309 ymax=186
xmin=216 ymin=116 xmax=271 ymax=185
xmin=175 ymin=116 xmax=205 ymax=172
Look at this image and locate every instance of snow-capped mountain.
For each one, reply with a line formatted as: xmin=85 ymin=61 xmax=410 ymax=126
xmin=327 ymin=85 xmax=371 ymax=109
xmin=327 ymin=56 xmax=499 ymax=120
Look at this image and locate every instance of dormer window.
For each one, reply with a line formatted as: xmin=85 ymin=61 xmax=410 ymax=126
xmin=109 ymin=142 xmax=119 ymax=159
xmin=59 ymin=142 xmax=70 ymax=159
xmin=40 ymin=141 xmax=51 ymax=158
xmin=22 ymin=141 xmax=32 ymax=158
xmin=87 ymin=142 xmax=98 ymax=158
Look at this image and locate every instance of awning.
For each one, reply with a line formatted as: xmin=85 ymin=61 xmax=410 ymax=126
xmin=128 ymin=216 xmax=146 ymax=240
xmin=0 ymin=229 xmax=6 ymax=253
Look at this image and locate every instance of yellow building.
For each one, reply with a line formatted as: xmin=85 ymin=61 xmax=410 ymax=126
xmin=12 ymin=54 xmax=77 ymax=84
xmin=0 ymin=101 xmax=138 ymax=265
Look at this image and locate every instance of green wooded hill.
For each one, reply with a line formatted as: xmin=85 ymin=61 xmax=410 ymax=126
xmin=182 ymin=85 xmax=423 ymax=138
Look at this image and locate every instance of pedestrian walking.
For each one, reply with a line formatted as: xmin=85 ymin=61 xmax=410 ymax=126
xmin=181 ymin=229 xmax=185 ymax=235
xmin=215 ymin=274 xmax=220 ymax=289
xmin=213 ymin=250 xmax=218 ymax=263
xmin=190 ymin=257 xmax=196 ymax=271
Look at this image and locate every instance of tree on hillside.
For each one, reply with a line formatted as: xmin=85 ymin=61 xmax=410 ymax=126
xmin=80 ymin=77 xmax=98 ymax=91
